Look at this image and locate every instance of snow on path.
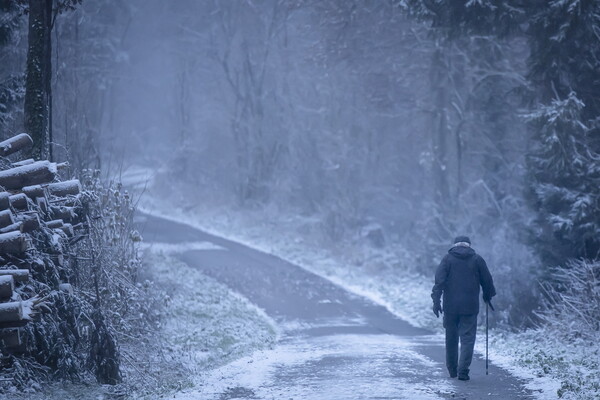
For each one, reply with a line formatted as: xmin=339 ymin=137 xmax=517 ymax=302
xmin=176 ymin=333 xmax=450 ymax=400
xmin=136 ymin=211 xmax=533 ymax=400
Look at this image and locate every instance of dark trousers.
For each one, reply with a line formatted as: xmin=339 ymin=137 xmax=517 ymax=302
xmin=443 ymin=313 xmax=477 ymax=377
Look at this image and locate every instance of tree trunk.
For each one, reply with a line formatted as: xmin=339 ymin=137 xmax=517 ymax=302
xmin=430 ymin=45 xmax=452 ymax=213
xmin=24 ymin=0 xmax=53 ymax=160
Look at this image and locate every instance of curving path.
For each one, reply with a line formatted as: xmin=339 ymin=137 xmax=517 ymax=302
xmin=135 ymin=211 xmax=533 ymax=400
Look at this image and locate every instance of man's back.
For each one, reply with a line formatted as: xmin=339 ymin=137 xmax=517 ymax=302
xmin=431 ymin=237 xmax=497 ymax=381
xmin=432 ymin=244 xmax=496 ymax=315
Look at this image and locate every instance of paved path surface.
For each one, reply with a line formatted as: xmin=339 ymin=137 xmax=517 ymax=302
xmin=136 ymin=212 xmax=533 ymax=400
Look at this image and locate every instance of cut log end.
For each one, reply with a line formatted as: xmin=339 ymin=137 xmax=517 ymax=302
xmin=0 ymin=231 xmax=30 ymax=254
xmin=0 ymin=209 xmax=14 ymax=228
xmin=0 ymin=328 xmax=22 ymax=348
xmin=9 ymin=193 xmax=29 ymax=211
xmin=0 ymin=275 xmax=14 ymax=299
xmin=0 ymin=301 xmax=23 ymax=323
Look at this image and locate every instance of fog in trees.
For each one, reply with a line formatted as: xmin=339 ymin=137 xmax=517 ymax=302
xmin=0 ymin=0 xmax=598 ymax=398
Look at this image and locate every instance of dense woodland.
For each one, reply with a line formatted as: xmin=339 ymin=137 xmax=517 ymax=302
xmin=0 ymin=0 xmax=598 ymax=394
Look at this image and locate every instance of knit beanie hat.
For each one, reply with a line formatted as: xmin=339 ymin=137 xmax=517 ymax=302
xmin=454 ymin=235 xmax=471 ymax=244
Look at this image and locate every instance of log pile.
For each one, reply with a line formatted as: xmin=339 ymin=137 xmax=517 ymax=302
xmin=0 ymin=133 xmax=83 ymax=352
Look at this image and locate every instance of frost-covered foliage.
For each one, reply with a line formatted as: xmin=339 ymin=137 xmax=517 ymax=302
xmin=537 ymin=259 xmax=600 ymax=340
xmin=528 ymin=94 xmax=600 ymax=264
xmin=72 ymin=170 xmax=162 ymax=385
xmin=400 ymin=0 xmax=600 ymax=322
xmin=0 ymin=170 xmax=159 ymax=393
xmin=524 ymin=0 xmax=600 ymax=265
xmin=490 ymin=328 xmax=599 ymax=400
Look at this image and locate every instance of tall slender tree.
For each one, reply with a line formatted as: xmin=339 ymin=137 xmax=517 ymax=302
xmin=23 ymin=0 xmax=52 ymax=160
xmin=23 ymin=0 xmax=82 ymax=160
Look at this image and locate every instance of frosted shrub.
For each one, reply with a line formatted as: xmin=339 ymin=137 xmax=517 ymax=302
xmin=538 ymin=259 xmax=600 ymax=339
xmin=76 ymin=170 xmax=163 ymax=385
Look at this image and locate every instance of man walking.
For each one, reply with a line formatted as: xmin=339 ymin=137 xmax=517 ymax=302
xmin=431 ymin=236 xmax=496 ymax=381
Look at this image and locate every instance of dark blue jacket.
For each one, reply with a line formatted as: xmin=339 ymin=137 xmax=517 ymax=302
xmin=431 ymin=245 xmax=496 ymax=315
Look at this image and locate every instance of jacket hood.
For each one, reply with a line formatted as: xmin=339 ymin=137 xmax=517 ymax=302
xmin=448 ymin=245 xmax=476 ymax=259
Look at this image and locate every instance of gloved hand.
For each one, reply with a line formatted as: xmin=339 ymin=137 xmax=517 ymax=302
xmin=433 ymin=302 xmax=442 ymax=318
xmin=484 ymin=297 xmax=495 ymax=311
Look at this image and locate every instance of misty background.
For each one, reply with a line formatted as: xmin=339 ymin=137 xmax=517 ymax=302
xmin=2 ymin=0 xmax=599 ymax=335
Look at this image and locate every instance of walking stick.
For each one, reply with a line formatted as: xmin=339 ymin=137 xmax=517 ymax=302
xmin=486 ymin=300 xmax=494 ymax=376
xmin=486 ymin=302 xmax=489 ymax=375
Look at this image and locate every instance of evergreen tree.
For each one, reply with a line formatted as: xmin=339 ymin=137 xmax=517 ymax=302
xmin=527 ymin=0 xmax=600 ymax=264
xmin=528 ymin=93 xmax=600 ymax=264
xmin=403 ymin=0 xmax=600 ymax=265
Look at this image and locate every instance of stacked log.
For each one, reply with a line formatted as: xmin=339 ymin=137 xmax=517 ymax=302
xmin=0 ymin=134 xmax=33 ymax=158
xmin=0 ymin=270 xmax=29 ymax=283
xmin=0 ymin=210 xmax=13 ymax=228
xmin=0 ymin=193 xmax=9 ymax=211
xmin=0 ymin=276 xmax=14 ymax=300
xmin=0 ymin=160 xmax=58 ymax=190
xmin=0 ymin=232 xmax=29 ymax=253
xmin=0 ymin=132 xmax=83 ymax=352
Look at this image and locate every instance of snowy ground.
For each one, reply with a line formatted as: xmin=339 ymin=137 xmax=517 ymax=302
xmin=174 ymin=334 xmax=453 ymax=400
xmin=121 ymin=166 xmax=598 ymax=400
xmin=137 ymin=211 xmax=529 ymax=400
xmin=138 ymin=249 xmax=278 ymax=376
xmin=6 ymin=238 xmax=277 ymax=400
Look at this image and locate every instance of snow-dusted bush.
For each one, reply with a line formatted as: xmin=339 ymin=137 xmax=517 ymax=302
xmin=537 ymin=259 xmax=600 ymax=340
xmin=73 ymin=170 xmax=163 ymax=385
